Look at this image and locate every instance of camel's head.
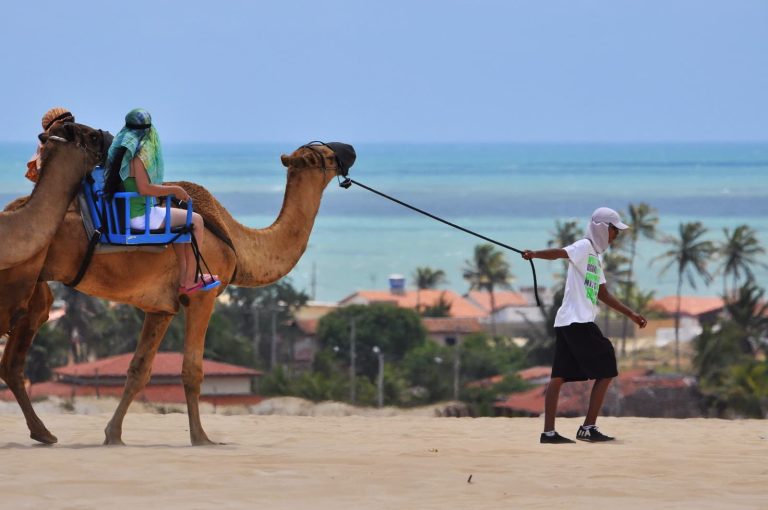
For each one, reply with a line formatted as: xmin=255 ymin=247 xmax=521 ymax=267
xmin=38 ymin=121 xmax=110 ymax=172
xmin=280 ymin=142 xmax=356 ymax=184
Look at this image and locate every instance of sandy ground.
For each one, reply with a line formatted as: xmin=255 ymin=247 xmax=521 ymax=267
xmin=0 ymin=405 xmax=765 ymax=510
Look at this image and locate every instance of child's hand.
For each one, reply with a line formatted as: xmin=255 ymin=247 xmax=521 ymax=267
xmin=522 ymin=250 xmax=534 ymax=260
xmin=174 ymin=186 xmax=191 ymax=202
xmin=632 ymin=313 xmax=648 ymax=329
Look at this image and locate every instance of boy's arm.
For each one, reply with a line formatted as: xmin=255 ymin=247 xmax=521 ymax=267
xmin=521 ymin=248 xmax=568 ymax=260
xmin=597 ymin=286 xmax=648 ymax=328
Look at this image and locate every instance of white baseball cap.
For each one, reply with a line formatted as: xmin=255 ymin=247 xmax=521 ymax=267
xmin=592 ymin=207 xmax=629 ymax=230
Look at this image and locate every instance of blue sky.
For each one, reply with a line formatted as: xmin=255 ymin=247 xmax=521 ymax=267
xmin=1 ymin=0 xmax=766 ymax=143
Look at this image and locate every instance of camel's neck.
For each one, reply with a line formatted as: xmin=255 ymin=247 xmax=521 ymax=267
xmin=230 ymin=169 xmax=329 ymax=287
xmin=0 ymin=148 xmax=87 ymax=269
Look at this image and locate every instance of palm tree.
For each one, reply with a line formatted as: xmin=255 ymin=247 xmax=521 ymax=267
xmin=548 ymin=220 xmax=584 ymax=281
xmin=719 ymin=225 xmax=766 ymax=297
xmin=623 ymin=282 xmax=656 ymax=363
xmin=601 ymin=250 xmax=630 ymax=337
xmin=53 ymin=284 xmax=107 ymax=363
xmin=653 ymin=222 xmax=716 ymax=371
xmin=724 ymin=281 xmax=768 ymax=356
xmin=462 ymin=244 xmax=513 ymax=336
xmin=620 ymin=203 xmax=659 ymax=355
xmin=412 ymin=266 xmax=447 ymax=314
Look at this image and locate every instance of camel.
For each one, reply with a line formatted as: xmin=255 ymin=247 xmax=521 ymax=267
xmin=0 ymin=139 xmax=354 ymax=445
xmin=0 ymin=122 xmax=107 ymax=270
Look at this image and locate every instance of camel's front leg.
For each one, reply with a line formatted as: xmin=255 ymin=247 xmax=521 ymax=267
xmin=104 ymin=311 xmax=174 ymax=445
xmin=0 ymin=282 xmax=57 ymax=444
xmin=182 ymin=293 xmax=217 ymax=445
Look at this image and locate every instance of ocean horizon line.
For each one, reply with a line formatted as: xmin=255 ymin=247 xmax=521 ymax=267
xmin=2 ymin=139 xmax=768 ymax=146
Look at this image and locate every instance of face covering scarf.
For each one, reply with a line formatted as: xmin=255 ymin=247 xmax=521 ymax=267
xmin=585 ymin=220 xmax=610 ymax=254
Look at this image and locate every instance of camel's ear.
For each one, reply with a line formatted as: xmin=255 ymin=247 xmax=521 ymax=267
xmin=281 ymin=154 xmax=308 ymax=169
xmin=38 ymin=132 xmax=48 ymax=143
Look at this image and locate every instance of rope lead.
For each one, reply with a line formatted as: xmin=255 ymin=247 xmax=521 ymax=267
xmin=340 ymin=177 xmax=541 ymax=307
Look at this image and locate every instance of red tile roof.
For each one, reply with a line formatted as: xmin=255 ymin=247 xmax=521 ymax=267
xmin=0 ymin=381 xmax=263 ymax=405
xmin=517 ymin=366 xmax=552 ymax=381
xmin=339 ymin=290 xmax=486 ymax=318
xmin=467 ymin=374 xmax=504 ymax=389
xmin=466 ymin=291 xmax=528 ymax=312
xmin=54 ymin=352 xmax=261 ymax=379
xmin=296 ymin=318 xmax=319 ymax=335
xmin=496 ymin=368 xmax=692 ymax=416
xmin=650 ymin=296 xmax=725 ymax=317
xmin=421 ymin=317 xmax=483 ymax=334
xmin=3 ymin=381 xmax=188 ymax=403
xmin=467 ymin=366 xmax=551 ymax=389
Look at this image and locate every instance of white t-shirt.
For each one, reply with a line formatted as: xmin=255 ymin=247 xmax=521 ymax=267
xmin=554 ymin=239 xmax=606 ymax=327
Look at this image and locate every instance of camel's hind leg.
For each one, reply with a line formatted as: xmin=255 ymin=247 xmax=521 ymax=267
xmin=0 ymin=282 xmax=57 ymax=444
xmin=182 ymin=292 xmax=217 ymax=446
xmin=103 ymin=311 xmax=174 ymax=445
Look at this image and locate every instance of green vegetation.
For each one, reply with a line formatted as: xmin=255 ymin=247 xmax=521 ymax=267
xmin=24 ymin=202 xmax=768 ymax=418
xmin=462 ymin=243 xmax=514 ymax=336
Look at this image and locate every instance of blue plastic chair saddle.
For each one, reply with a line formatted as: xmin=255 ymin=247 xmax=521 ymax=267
xmin=83 ymin=167 xmax=192 ymax=245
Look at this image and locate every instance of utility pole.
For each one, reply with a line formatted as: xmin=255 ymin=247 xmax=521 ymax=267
xmin=349 ymin=317 xmax=356 ymax=404
xmin=252 ymin=304 xmax=261 ymax=367
xmin=270 ymin=307 xmax=278 ymax=371
xmin=270 ymin=300 xmax=287 ymax=371
xmin=453 ymin=344 xmax=461 ymax=401
xmin=310 ymin=261 xmax=317 ymax=301
xmin=373 ymin=346 xmax=384 ymax=408
xmin=447 ymin=335 xmax=460 ymax=401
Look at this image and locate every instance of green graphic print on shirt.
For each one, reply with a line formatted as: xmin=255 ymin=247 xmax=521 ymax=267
xmin=584 ymin=254 xmax=601 ymax=305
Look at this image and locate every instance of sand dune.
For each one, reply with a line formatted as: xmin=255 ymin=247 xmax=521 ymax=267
xmin=0 ymin=409 xmax=765 ymax=509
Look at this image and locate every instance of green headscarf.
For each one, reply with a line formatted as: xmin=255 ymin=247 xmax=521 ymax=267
xmin=106 ymin=108 xmax=164 ymax=183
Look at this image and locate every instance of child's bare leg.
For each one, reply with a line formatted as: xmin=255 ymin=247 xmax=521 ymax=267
xmin=190 ymin=212 xmax=204 ymax=244
xmin=544 ymin=377 xmax=564 ymax=431
xmin=584 ymin=377 xmax=612 ymax=426
xmin=186 ymin=245 xmax=199 ymax=284
xmin=172 ymin=244 xmax=191 ymax=287
xmin=165 ymin=209 xmax=200 ymax=288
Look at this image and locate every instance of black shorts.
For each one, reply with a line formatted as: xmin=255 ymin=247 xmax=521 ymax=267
xmin=551 ymin=322 xmax=618 ymax=382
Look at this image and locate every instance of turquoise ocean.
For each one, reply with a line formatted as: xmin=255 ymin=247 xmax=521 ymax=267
xmin=2 ymin=142 xmax=766 ymax=302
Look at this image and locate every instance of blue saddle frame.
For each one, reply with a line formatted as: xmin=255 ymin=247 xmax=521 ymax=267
xmin=83 ymin=167 xmax=193 ymax=245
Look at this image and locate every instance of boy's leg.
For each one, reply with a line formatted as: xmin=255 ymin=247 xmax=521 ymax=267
xmin=584 ymin=377 xmax=612 ymax=426
xmin=544 ymin=377 xmax=564 ymax=431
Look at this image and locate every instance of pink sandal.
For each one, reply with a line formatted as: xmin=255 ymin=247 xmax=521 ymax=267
xmin=179 ymin=281 xmax=205 ymax=295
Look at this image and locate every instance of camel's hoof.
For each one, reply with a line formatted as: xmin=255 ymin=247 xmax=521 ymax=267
xmin=30 ymin=430 xmax=58 ymax=445
xmin=103 ymin=436 xmax=126 ymax=446
xmin=191 ymin=436 xmax=217 ymax=446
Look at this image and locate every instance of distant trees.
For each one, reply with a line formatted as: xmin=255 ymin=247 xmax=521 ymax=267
xmin=462 ymin=244 xmax=513 ymax=336
xmin=694 ymin=282 xmax=768 ymax=417
xmin=654 ymin=221 xmax=717 ymax=371
xmin=216 ymin=280 xmax=309 ymax=369
xmin=412 ymin=266 xmax=448 ymax=314
xmin=719 ymin=225 xmax=767 ymax=297
xmin=549 ymin=220 xmax=583 ymax=281
xmin=317 ymin=304 xmax=426 ymax=381
xmin=620 ymin=203 xmax=659 ymax=354
xmin=24 ymin=205 xmax=768 ymax=416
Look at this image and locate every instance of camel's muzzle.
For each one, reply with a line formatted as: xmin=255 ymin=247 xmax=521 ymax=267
xmin=39 ymin=122 xmax=111 ymax=164
xmin=301 ymin=141 xmax=356 ymax=177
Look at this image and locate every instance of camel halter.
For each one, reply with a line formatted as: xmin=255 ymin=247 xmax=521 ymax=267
xmin=338 ymin=178 xmax=542 ymax=307
xmin=46 ymin=126 xmax=108 ymax=162
xmin=300 ymin=141 xmax=355 ymax=181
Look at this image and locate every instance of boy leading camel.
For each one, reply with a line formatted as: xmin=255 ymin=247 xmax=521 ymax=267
xmin=522 ymin=207 xmax=648 ymax=444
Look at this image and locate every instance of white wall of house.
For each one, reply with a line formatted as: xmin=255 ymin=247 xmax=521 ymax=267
xmin=655 ymin=317 xmax=702 ymax=346
xmin=201 ymin=377 xmax=252 ymax=395
xmin=489 ymin=306 xmax=546 ymax=324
